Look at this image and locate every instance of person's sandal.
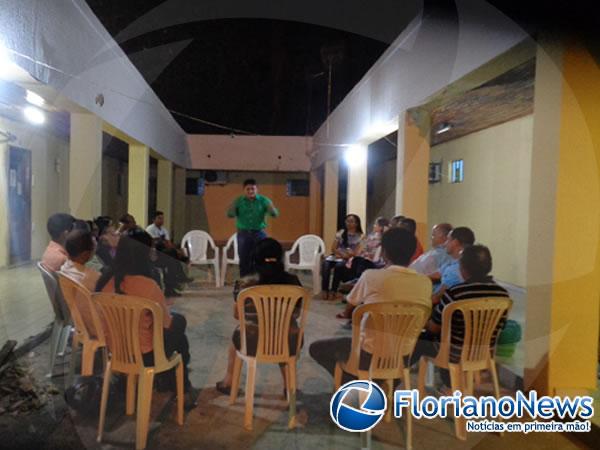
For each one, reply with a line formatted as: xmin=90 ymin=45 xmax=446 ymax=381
xmin=215 ymin=381 xmax=231 ymax=396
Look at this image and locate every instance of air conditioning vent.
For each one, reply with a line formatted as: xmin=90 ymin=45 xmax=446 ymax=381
xmin=203 ymin=170 xmax=228 ymax=185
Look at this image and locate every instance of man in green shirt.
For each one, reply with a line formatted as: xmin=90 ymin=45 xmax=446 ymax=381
xmin=227 ymin=178 xmax=279 ymax=276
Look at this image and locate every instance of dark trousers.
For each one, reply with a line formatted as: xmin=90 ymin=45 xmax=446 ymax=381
xmin=237 ymin=230 xmax=267 ymax=277
xmin=410 ymin=330 xmax=450 ymax=387
xmin=142 ymin=313 xmax=192 ymax=391
xmin=321 ymin=260 xmax=348 ymax=292
xmin=309 ymin=337 xmax=372 ymax=384
xmin=351 ymin=257 xmax=375 ymax=278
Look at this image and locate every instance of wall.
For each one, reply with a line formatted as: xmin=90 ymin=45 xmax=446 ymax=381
xmin=0 ymin=117 xmax=69 ymax=267
xmin=187 ymin=135 xmax=312 ymax=172
xmin=101 ymin=156 xmax=128 ymax=221
xmin=183 ymin=171 xmax=310 ymax=243
xmin=428 ymin=115 xmax=533 ymax=286
xmin=367 ymin=158 xmax=396 ymax=225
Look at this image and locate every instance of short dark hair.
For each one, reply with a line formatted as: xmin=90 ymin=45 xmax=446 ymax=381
xmin=72 ymin=219 xmax=91 ymax=233
xmin=154 ymin=211 xmax=164 ymax=218
xmin=390 ymin=215 xmax=405 ymax=228
xmin=119 ymin=213 xmax=134 ymax=224
xmin=243 ymin=178 xmax=257 ymax=187
xmin=375 ymin=216 xmax=389 ymax=229
xmin=460 ymin=245 xmax=492 ymax=280
xmin=65 ymin=229 xmax=95 ymax=259
xmin=449 ymin=227 xmax=475 ymax=247
xmin=381 ymin=228 xmax=416 ymax=266
xmin=435 ymin=223 xmax=453 ymax=236
xmin=47 ymin=213 xmax=75 ymax=241
xmin=399 ymin=218 xmax=417 ymax=235
xmin=94 ymin=216 xmax=113 ymax=236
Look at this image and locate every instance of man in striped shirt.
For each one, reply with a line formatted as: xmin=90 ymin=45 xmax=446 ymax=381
xmin=411 ymin=244 xmax=509 ymax=386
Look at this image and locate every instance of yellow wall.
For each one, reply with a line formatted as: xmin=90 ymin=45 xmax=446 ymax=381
xmin=548 ymin=44 xmax=600 ymax=394
xmin=428 ymin=115 xmax=533 ymax=286
xmin=128 ymin=144 xmax=149 ymax=226
xmin=0 ymin=117 xmax=69 ymax=266
xmin=183 ymin=171 xmax=310 ymax=243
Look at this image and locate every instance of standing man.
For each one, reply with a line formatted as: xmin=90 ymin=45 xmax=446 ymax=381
xmin=227 ymin=178 xmax=279 ymax=277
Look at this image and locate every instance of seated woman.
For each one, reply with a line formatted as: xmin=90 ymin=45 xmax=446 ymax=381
xmin=95 ymin=228 xmax=196 ymax=408
xmin=321 ymin=214 xmax=364 ymax=300
xmin=216 ymin=238 xmax=302 ymax=395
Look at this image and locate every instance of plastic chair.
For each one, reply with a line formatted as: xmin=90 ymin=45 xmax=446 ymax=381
xmin=229 ymin=285 xmax=311 ymax=430
xmin=417 ymin=297 xmax=512 ymax=440
xmin=220 ymin=233 xmax=239 ymax=286
xmin=334 ymin=302 xmax=430 ymax=450
xmin=57 ymin=274 xmax=106 ymax=377
xmin=182 ymin=230 xmax=221 ymax=287
xmin=37 ymin=262 xmax=72 ymax=377
xmin=93 ymin=293 xmax=184 ymax=450
xmin=284 ymin=235 xmax=325 ymax=295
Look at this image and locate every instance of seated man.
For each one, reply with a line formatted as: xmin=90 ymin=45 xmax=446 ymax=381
xmin=411 ymin=244 xmax=509 ymax=387
xmin=41 ymin=213 xmax=75 ymax=271
xmin=409 ymin=223 xmax=453 ymax=277
xmin=310 ymin=228 xmax=432 ymax=379
xmin=60 ymin=229 xmax=101 ymax=291
xmin=431 ymin=226 xmax=475 ymax=304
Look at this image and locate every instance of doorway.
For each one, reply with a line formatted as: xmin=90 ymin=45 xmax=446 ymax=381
xmin=367 ymin=132 xmax=397 ymax=226
xmin=8 ymin=146 xmax=32 ymax=264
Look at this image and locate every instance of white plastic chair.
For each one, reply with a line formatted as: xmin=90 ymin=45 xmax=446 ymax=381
xmin=220 ymin=233 xmax=240 ymax=286
xmin=182 ymin=230 xmax=221 ymax=287
xmin=284 ymin=234 xmax=326 ymax=295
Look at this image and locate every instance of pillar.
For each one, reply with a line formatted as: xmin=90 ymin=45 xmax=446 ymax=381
xmin=128 ymin=144 xmax=149 ymax=227
xmin=172 ymin=166 xmax=186 ymax=242
xmin=346 ymin=145 xmax=368 ymax=227
xmin=524 ymin=39 xmax=600 ymax=396
xmin=69 ymin=113 xmax=102 ymax=219
xmin=156 ymin=159 xmax=173 ymax=230
xmin=323 ymin=159 xmax=339 ymax=248
xmin=308 ymin=168 xmax=323 ymax=236
xmin=395 ymin=110 xmax=431 ymax=245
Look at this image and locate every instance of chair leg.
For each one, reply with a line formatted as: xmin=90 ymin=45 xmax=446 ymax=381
xmin=417 ymin=357 xmax=428 ymax=399
xmin=136 ymin=370 xmax=155 ymax=450
xmin=449 ymin=364 xmax=466 ymax=440
xmin=176 ymin=362 xmax=184 ymax=425
xmin=47 ymin=321 xmax=62 ymax=377
xmin=334 ymin=362 xmax=343 ymax=390
xmin=403 ymin=368 xmax=413 ymax=450
xmin=214 ymin=261 xmax=221 ymax=288
xmin=81 ymin=344 xmax=95 ymax=377
xmin=312 ymin=267 xmax=320 ymax=295
xmin=126 ymin=374 xmax=137 ymax=415
xmin=489 ymin=359 xmax=503 ymax=436
xmin=244 ymin=360 xmax=257 ymax=431
xmin=97 ymin=361 xmax=112 ymax=442
xmin=58 ymin=325 xmax=71 ymax=356
xmin=284 ymin=364 xmax=291 ymax=404
xmin=288 ymin=361 xmax=297 ymax=429
xmin=229 ymin=355 xmax=242 ymax=405
xmin=384 ymin=379 xmax=393 ymax=423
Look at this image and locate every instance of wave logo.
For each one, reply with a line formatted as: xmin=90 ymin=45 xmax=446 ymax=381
xmin=330 ymin=380 xmax=387 ymax=432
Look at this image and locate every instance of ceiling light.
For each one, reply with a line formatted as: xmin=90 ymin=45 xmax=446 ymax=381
xmin=435 ymin=123 xmax=452 ymax=134
xmin=344 ymin=145 xmax=367 ymax=167
xmin=26 ymin=90 xmax=45 ymax=107
xmin=23 ymin=106 xmax=46 ymax=125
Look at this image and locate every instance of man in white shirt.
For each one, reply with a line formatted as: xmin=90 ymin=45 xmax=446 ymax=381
xmin=309 ymin=228 xmax=432 ymax=378
xmin=146 ymin=211 xmax=171 ymax=242
xmin=409 ymin=223 xmax=453 ymax=277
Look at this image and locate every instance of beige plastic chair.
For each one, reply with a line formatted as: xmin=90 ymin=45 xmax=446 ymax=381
xmin=417 ymin=297 xmax=512 ymax=440
xmin=284 ymin=235 xmax=326 ymax=295
xmin=57 ymin=274 xmax=106 ymax=377
xmin=220 ymin=233 xmax=239 ymax=286
xmin=37 ymin=262 xmax=72 ymax=377
xmin=182 ymin=230 xmax=221 ymax=287
xmin=334 ymin=302 xmax=431 ymax=450
xmin=229 ymin=285 xmax=311 ymax=431
xmin=93 ymin=293 xmax=184 ymax=450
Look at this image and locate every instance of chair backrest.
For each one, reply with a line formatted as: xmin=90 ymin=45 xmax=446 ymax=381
xmin=236 ymin=285 xmax=311 ymax=362
xmin=293 ymin=235 xmax=325 ymax=266
xmin=92 ymin=293 xmax=169 ymax=374
xmin=224 ymin=233 xmax=239 ymax=263
xmin=57 ymin=274 xmax=105 ymax=344
xmin=37 ymin=262 xmax=69 ymax=322
xmin=438 ymin=297 xmax=513 ymax=370
xmin=182 ymin=230 xmax=216 ymax=262
xmin=347 ymin=302 xmax=431 ymax=379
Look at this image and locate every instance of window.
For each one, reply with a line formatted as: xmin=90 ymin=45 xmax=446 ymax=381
xmin=449 ymin=159 xmax=464 ymax=183
xmin=185 ymin=176 xmax=205 ymax=195
xmin=286 ymin=179 xmax=309 ymax=197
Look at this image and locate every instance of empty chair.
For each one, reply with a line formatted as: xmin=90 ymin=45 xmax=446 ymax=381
xmin=220 ymin=233 xmax=240 ymax=286
xmin=37 ymin=262 xmax=72 ymax=377
xmin=334 ymin=302 xmax=430 ymax=450
xmin=284 ymin=235 xmax=325 ymax=295
xmin=417 ymin=297 xmax=512 ymax=440
xmin=94 ymin=293 xmax=184 ymax=450
xmin=181 ymin=230 xmax=221 ymax=287
xmin=229 ymin=285 xmax=311 ymax=430
xmin=57 ymin=274 xmax=106 ymax=377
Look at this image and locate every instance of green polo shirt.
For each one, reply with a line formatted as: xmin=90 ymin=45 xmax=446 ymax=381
xmin=227 ymin=194 xmax=278 ymax=230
